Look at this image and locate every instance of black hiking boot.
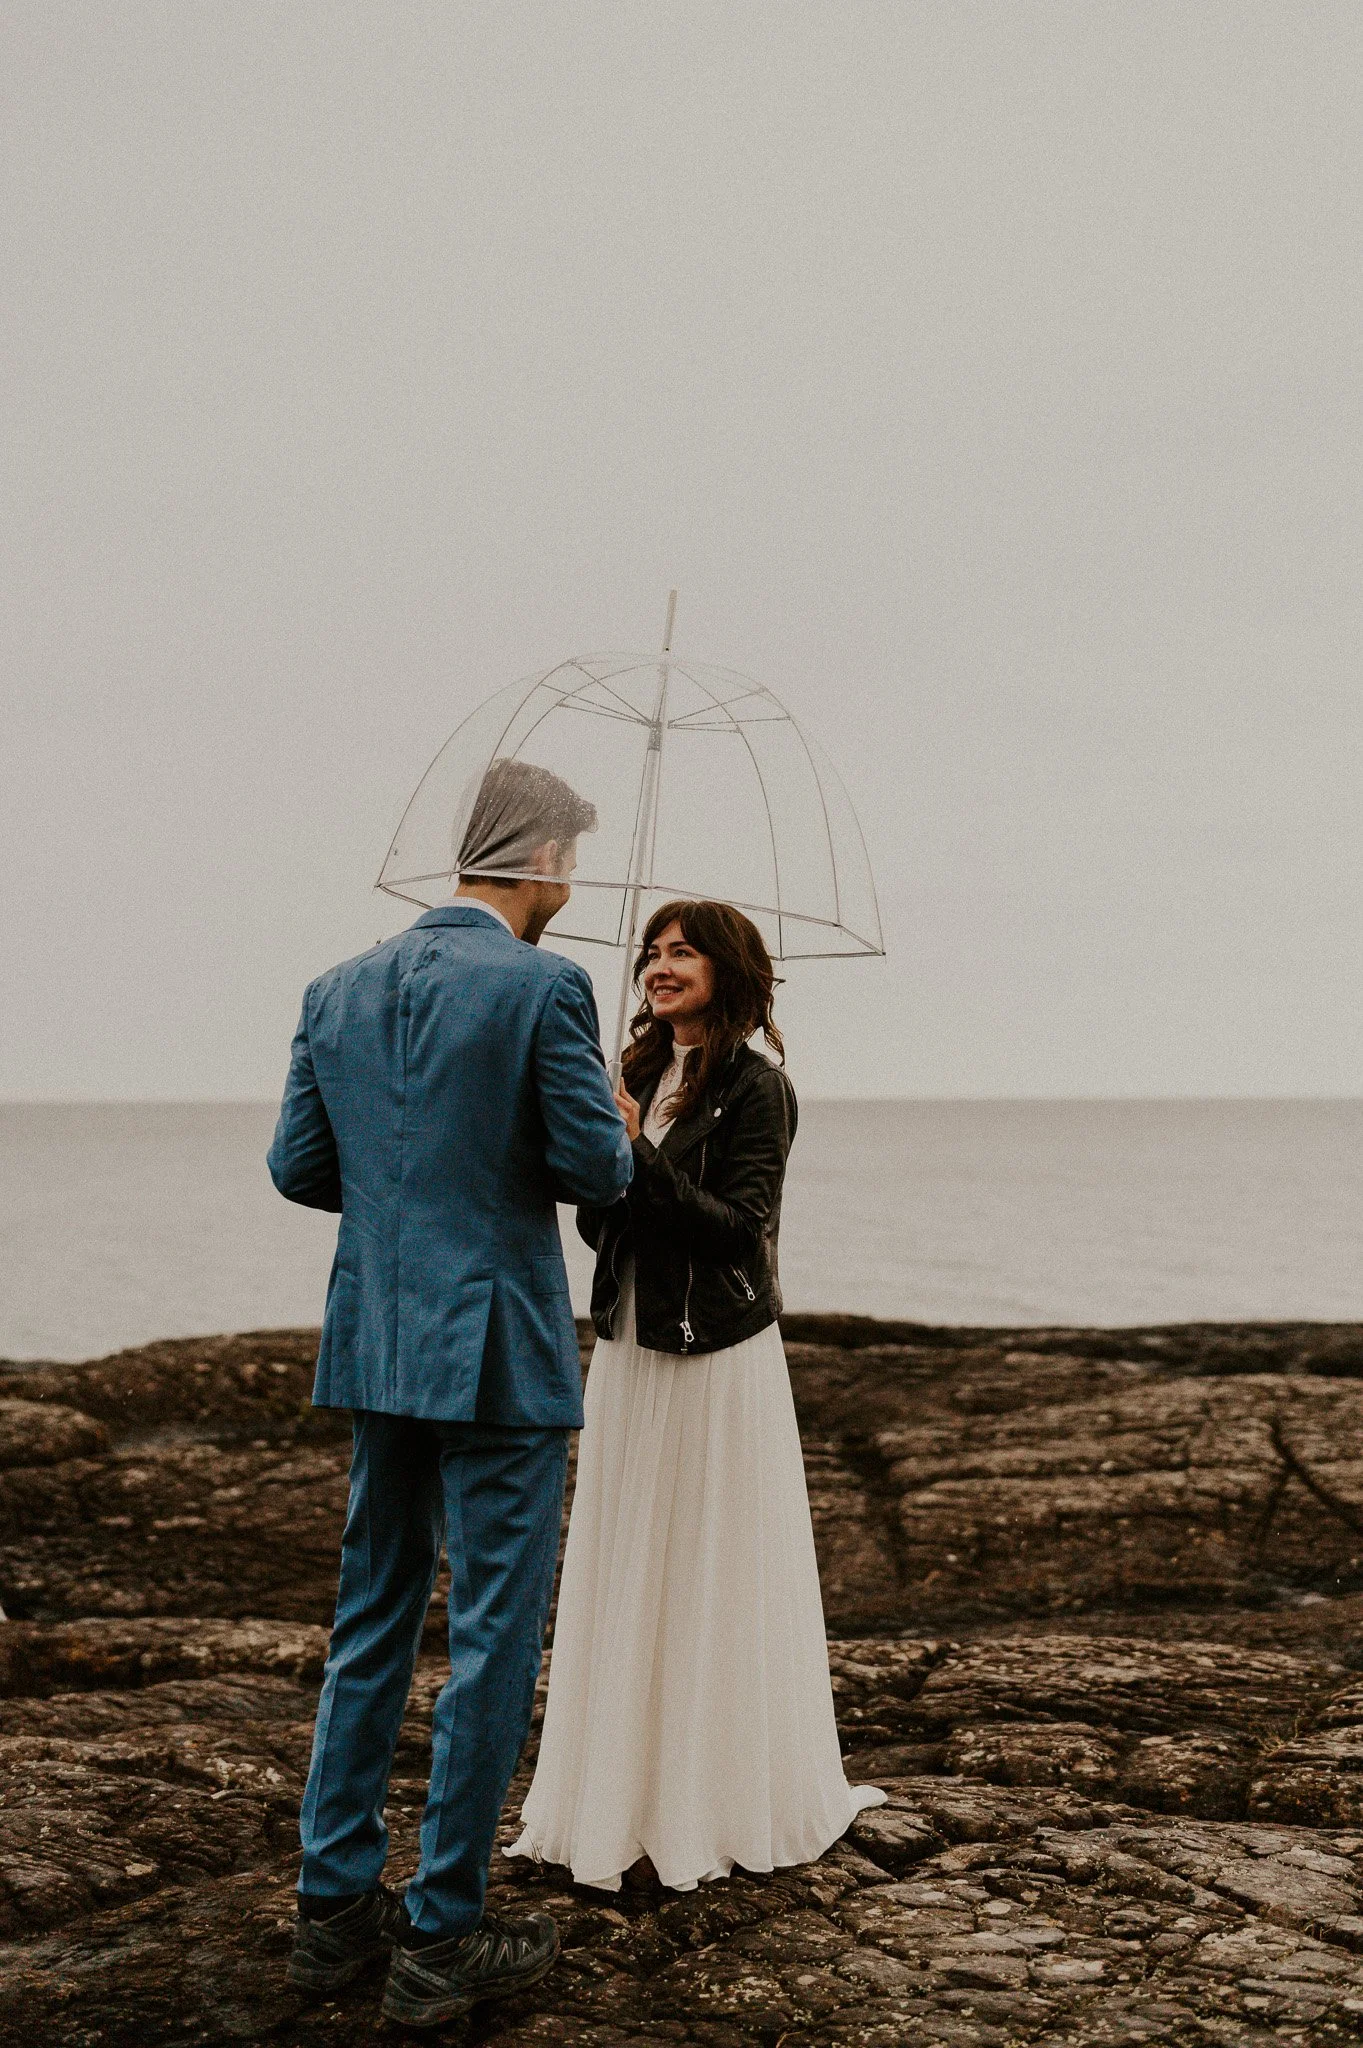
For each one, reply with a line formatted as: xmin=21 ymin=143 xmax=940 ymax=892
xmin=381 ymin=1908 xmax=560 ymax=2028
xmin=286 ymin=1884 xmax=405 ymax=1996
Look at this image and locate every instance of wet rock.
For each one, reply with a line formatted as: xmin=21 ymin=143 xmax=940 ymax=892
xmin=0 ymin=1400 xmax=107 ymax=1470
xmin=0 ymin=1329 xmax=334 ymax=1441
xmin=1250 ymin=1729 xmax=1363 ymax=1829
xmin=903 ymin=1633 xmax=1338 ymax=1739
xmin=5 ymin=1315 xmax=1363 ymax=2044
xmin=801 ymin=1445 xmax=902 ymax=1631
xmin=1114 ymin=1728 xmax=1260 ymax=1821
xmin=877 ymin=1374 xmax=1363 ymax=1621
xmin=1100 ymin=1820 xmax=1363 ymax=1943
xmin=0 ymin=1616 xmax=329 ymax=1696
xmin=940 ymin=1716 xmax=1261 ymax=1821
xmin=945 ymin=1720 xmax=1123 ymax=1790
xmin=0 ymin=1756 xmax=283 ymax=1937
xmin=1197 ymin=1917 xmax=1363 ymax=1999
xmin=827 ymin=1636 xmax=946 ymax=1761
xmin=833 ymin=1945 xmax=918 ymax=1991
xmin=877 ymin=1778 xmax=1125 ymax=1847
xmin=0 ymin=1439 xmax=350 ymax=1622
xmin=0 ymin=1670 xmax=315 ymax=1762
xmin=1318 ymin=1684 xmax=1363 ymax=1728
xmin=728 ymin=1908 xmax=856 ymax=1965
xmin=846 ymin=1807 xmax=942 ymax=1872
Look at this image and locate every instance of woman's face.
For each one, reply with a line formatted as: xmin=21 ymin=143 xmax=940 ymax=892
xmin=642 ymin=920 xmax=715 ymax=1033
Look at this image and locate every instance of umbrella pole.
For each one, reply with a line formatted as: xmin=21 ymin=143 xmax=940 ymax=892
xmin=608 ymin=591 xmax=677 ymax=1083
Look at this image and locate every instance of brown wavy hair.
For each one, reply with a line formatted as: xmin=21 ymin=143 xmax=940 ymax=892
xmin=621 ymin=900 xmax=784 ymax=1125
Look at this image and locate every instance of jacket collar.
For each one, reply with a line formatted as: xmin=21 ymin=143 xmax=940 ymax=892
xmin=414 ymin=903 xmax=519 ymax=940
xmin=658 ymin=1097 xmax=720 ymax=1166
xmin=639 ymin=1043 xmax=744 ymax=1165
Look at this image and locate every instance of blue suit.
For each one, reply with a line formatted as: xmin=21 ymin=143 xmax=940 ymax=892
xmin=269 ymin=903 xmax=632 ymax=1933
xmin=269 ymin=903 xmax=632 ymax=1426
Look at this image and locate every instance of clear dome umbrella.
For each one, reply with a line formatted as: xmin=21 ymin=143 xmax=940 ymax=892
xmin=377 ymin=595 xmax=884 ymax=1070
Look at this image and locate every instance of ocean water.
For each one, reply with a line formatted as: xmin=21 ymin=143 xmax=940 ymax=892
xmin=1 ymin=1100 xmax=1359 ymax=1363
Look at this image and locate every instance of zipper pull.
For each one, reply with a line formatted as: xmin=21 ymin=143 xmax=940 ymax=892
xmin=680 ymin=1319 xmax=694 ymax=1349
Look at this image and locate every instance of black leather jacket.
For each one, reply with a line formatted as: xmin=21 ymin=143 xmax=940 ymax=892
xmin=578 ymin=1044 xmax=797 ymax=1355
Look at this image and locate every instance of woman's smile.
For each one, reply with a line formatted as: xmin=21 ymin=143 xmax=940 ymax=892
xmin=642 ymin=921 xmax=715 ymax=1034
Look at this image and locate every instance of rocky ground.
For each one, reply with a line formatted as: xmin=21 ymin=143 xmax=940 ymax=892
xmin=5 ymin=1314 xmax=1363 ymax=2043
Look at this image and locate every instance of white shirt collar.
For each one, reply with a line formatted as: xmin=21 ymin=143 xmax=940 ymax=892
xmin=450 ymin=895 xmax=517 ymax=940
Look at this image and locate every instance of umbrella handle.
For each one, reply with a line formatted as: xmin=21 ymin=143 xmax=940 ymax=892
xmin=609 ymin=949 xmax=634 ymax=1086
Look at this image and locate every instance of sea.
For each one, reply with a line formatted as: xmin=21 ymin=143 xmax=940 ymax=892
xmin=2 ymin=1100 xmax=1360 ymax=1364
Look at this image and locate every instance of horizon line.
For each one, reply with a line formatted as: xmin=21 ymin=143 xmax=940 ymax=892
xmin=3 ymin=1094 xmax=1361 ymax=1110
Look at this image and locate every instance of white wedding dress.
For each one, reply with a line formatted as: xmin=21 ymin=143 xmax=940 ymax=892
xmin=507 ymin=1050 xmax=883 ymax=1893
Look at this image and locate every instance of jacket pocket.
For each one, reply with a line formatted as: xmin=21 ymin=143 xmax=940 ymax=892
xmin=531 ymin=1254 xmax=571 ymax=1298
xmin=729 ymin=1263 xmax=757 ymax=1303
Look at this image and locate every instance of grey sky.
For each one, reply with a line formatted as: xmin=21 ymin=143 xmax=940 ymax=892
xmin=4 ymin=2 xmax=1360 ymax=1101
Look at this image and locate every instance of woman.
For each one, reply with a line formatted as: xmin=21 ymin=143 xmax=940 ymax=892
xmin=507 ymin=900 xmax=883 ymax=1893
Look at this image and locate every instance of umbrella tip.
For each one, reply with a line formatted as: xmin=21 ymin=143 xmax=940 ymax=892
xmin=662 ymin=589 xmax=678 ymax=653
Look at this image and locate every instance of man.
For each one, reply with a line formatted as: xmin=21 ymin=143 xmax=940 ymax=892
xmin=268 ymin=759 xmax=632 ymax=2029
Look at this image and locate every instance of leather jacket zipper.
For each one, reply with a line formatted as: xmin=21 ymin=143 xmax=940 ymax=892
xmin=607 ymin=1227 xmax=623 ymax=1333
xmin=680 ymin=1256 xmax=694 ymax=1349
xmin=731 ymin=1264 xmax=756 ymax=1302
xmin=680 ymin=1137 xmax=708 ymax=1350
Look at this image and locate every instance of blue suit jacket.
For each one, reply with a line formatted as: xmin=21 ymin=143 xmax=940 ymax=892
xmin=267 ymin=904 xmax=633 ymax=1427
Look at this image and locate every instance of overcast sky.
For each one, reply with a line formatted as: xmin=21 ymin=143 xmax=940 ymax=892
xmin=4 ymin=2 xmax=1360 ymax=1101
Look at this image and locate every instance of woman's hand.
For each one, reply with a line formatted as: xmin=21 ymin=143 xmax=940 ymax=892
xmin=614 ymin=1081 xmax=641 ymax=1142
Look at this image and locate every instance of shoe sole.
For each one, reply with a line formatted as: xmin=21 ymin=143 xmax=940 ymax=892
xmin=286 ymin=1940 xmax=393 ymax=1998
xmin=380 ymin=1936 xmax=560 ymax=2029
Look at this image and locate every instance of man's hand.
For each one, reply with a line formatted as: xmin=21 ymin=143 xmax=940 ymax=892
xmin=614 ymin=1081 xmax=641 ymax=1142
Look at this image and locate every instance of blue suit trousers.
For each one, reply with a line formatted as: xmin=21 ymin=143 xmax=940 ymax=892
xmin=299 ymin=1412 xmax=569 ymax=1935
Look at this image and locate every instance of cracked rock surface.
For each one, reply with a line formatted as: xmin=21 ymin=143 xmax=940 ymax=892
xmin=5 ymin=1314 xmax=1363 ymax=2042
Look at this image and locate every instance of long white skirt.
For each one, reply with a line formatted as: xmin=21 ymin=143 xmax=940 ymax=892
xmin=506 ymin=1272 xmax=884 ymax=1892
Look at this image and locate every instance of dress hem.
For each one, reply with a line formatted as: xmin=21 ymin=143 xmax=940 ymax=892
xmin=502 ymin=1782 xmax=886 ymax=1896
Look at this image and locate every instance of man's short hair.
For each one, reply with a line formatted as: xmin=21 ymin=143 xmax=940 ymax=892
xmin=456 ymin=757 xmax=598 ymax=882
